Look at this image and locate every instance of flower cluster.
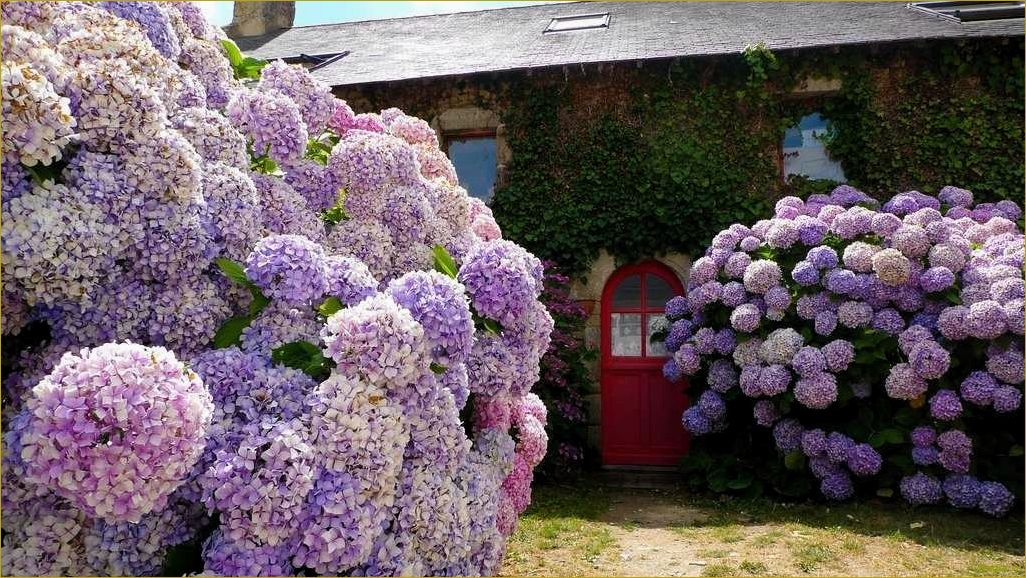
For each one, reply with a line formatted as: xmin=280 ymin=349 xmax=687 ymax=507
xmin=2 ymin=3 xmax=551 ymax=575
xmin=665 ymin=185 xmax=1023 ymax=515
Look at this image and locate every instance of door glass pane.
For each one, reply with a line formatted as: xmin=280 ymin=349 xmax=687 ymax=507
xmin=611 ymin=313 xmax=642 ymax=356
xmin=646 ymin=314 xmax=669 ymax=357
xmin=447 ymin=136 xmax=497 ymax=201
xmin=612 ymin=275 xmax=641 ymax=309
xmin=646 ymin=274 xmax=675 ymax=310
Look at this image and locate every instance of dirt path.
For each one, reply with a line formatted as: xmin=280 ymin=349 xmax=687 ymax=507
xmin=601 ymin=491 xmax=710 ymax=576
xmin=501 ymin=484 xmax=1025 ymax=577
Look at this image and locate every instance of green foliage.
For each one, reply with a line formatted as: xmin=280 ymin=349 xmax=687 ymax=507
xmin=211 ymin=258 xmax=270 ymax=348
xmin=221 ymin=39 xmax=268 ymax=80
xmin=431 ymin=245 xmax=460 ymax=279
xmin=492 ymin=39 xmax=1024 ymax=275
xmin=271 ymin=340 xmax=333 ymax=381
xmin=316 ymin=296 xmax=344 ymax=317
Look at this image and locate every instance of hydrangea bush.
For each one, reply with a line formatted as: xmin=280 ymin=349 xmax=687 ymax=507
xmin=0 ymin=2 xmax=552 ymax=575
xmin=663 ymin=185 xmax=1023 ymax=516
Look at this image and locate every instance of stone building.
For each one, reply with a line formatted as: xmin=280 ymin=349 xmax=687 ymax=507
xmin=232 ymin=1 xmax=1024 ymax=467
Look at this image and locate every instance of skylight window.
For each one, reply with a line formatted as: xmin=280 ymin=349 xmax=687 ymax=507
xmin=544 ymin=12 xmax=610 ymax=33
xmin=909 ymin=1 xmax=1024 ymax=22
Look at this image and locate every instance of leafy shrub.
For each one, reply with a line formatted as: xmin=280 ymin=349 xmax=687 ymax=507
xmin=1 ymin=2 xmax=552 ymax=575
xmin=662 ymin=186 xmax=1023 ymax=516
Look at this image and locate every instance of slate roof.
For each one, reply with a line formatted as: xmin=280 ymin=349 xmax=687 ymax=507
xmin=235 ymin=1 xmax=1024 ymax=87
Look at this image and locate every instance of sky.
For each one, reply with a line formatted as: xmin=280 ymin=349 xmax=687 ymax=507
xmin=195 ymin=1 xmax=561 ymax=27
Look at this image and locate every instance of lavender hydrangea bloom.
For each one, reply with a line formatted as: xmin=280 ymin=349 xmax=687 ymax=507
xmin=818 ymin=341 xmax=854 ymax=375
xmin=929 ymin=390 xmax=963 ymax=421
xmin=825 ymin=432 xmax=855 ymax=463
xmin=870 ymin=212 xmax=903 ymax=236
xmin=665 ymin=319 xmax=694 ymax=352
xmin=977 ymin=481 xmax=1015 ymax=517
xmin=919 ymin=266 xmax=955 ymax=293
xmin=459 ymin=240 xmax=543 ymax=327
xmin=908 ymin=340 xmax=951 ymax=380
xmin=912 ymin=446 xmax=939 ymax=466
xmin=387 ymin=271 xmax=475 ymax=366
xmin=943 ymin=475 xmax=981 ymax=509
xmin=18 ymin=343 xmax=212 ymax=523
xmin=814 ymin=311 xmax=838 ymax=336
xmin=753 ymin=400 xmax=779 ymax=427
xmin=730 ymin=303 xmax=761 ymax=333
xmin=801 ymin=429 xmax=828 ymax=457
xmin=743 ymin=260 xmax=782 ymax=294
xmin=674 ymin=344 xmax=701 ymax=376
xmin=911 ymin=427 xmax=937 ymax=447
xmin=986 ymin=346 xmax=1025 ymax=384
xmin=846 ymin=443 xmax=882 ymax=476
xmin=707 ymin=359 xmax=739 ymax=393
xmin=760 ymin=364 xmax=792 ymax=397
xmin=682 ymin=406 xmax=712 ymax=435
xmin=820 ymin=473 xmax=854 ymax=500
xmin=965 ymin=300 xmax=1007 ymax=339
xmin=794 ymin=372 xmax=838 ymax=409
xmin=226 ymin=88 xmax=308 ymax=163
xmin=900 ymin=473 xmax=944 ymax=505
xmin=992 ymin=386 xmax=1023 ymax=413
xmin=960 ymin=371 xmax=999 ymax=406
xmin=665 ymin=295 xmax=688 ymax=321
xmin=245 ymin=234 xmax=328 ymax=306
xmin=773 ymin=419 xmax=803 ymax=453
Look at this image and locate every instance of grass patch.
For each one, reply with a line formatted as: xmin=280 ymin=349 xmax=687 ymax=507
xmin=738 ymin=560 xmax=769 ymax=575
xmin=701 ymin=562 xmax=737 ymax=576
xmin=791 ymin=542 xmax=835 ymax=573
xmin=502 ymin=481 xmax=1024 ymax=576
xmin=503 ymin=484 xmax=618 ymax=576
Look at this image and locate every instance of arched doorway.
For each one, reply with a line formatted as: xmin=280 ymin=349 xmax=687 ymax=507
xmin=600 ymin=261 xmax=690 ymax=466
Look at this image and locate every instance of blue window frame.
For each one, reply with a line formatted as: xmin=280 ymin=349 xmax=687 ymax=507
xmin=446 ymin=131 xmax=497 ymax=202
xmin=782 ymin=113 xmax=846 ymax=182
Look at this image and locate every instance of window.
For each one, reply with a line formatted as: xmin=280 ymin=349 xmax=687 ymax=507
xmin=782 ymin=113 xmax=846 ymax=182
xmin=909 ymin=1 xmax=1024 ymax=22
xmin=544 ymin=12 xmax=610 ymax=33
xmin=609 ymin=272 xmax=676 ymax=358
xmin=444 ymin=130 xmax=497 ymax=202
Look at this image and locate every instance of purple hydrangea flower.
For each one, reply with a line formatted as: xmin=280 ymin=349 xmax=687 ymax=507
xmin=760 ymin=364 xmax=792 ymax=397
xmin=919 ymin=266 xmax=955 ymax=293
xmin=245 ymin=234 xmax=328 ymax=306
xmin=825 ymin=432 xmax=855 ymax=463
xmin=697 ymin=390 xmax=727 ymax=422
xmin=682 ymin=406 xmax=712 ymax=435
xmin=753 ymin=400 xmax=779 ymax=427
xmin=794 ymin=372 xmax=837 ymax=409
xmin=943 ymin=475 xmax=981 ymax=509
xmin=992 ymin=386 xmax=1023 ymax=413
xmin=707 ymin=358 xmax=739 ymax=393
xmin=846 ymin=443 xmax=882 ymax=477
xmin=978 ymin=481 xmax=1015 ymax=517
xmin=910 ymin=426 xmax=937 ymax=447
xmin=820 ymin=473 xmax=854 ymax=500
xmin=928 ymin=390 xmax=962 ymax=421
xmin=814 ymin=311 xmax=838 ymax=336
xmin=908 ymin=340 xmax=951 ymax=380
xmin=801 ymin=429 xmax=827 ymax=457
xmin=730 ymin=303 xmax=761 ymax=333
xmin=900 ymin=473 xmax=943 ymax=505
xmin=791 ymin=260 xmax=820 ymax=286
xmin=807 ymin=246 xmax=839 ymax=270
xmin=960 ymin=371 xmax=999 ymax=406
xmin=743 ymin=260 xmax=782 ymax=294
xmin=773 ymin=419 xmax=803 ymax=453
xmin=912 ymin=446 xmax=939 ymax=466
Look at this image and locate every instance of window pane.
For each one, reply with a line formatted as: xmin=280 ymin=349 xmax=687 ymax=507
xmin=782 ymin=113 xmax=846 ymax=182
xmin=612 ymin=275 xmax=641 ymax=309
xmin=646 ymin=274 xmax=675 ymax=310
xmin=611 ymin=313 xmax=642 ymax=357
xmin=647 ymin=314 xmax=668 ymax=357
xmin=448 ymin=136 xmax=497 ymax=201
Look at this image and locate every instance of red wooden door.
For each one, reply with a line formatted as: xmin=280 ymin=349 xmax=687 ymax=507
xmin=601 ymin=262 xmax=690 ymax=466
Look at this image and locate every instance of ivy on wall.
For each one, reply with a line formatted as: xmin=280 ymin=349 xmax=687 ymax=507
xmin=491 ymin=39 xmax=1024 ymax=276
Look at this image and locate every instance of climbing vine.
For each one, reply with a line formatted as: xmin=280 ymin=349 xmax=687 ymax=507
xmin=491 ymin=38 xmax=1024 ymax=276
